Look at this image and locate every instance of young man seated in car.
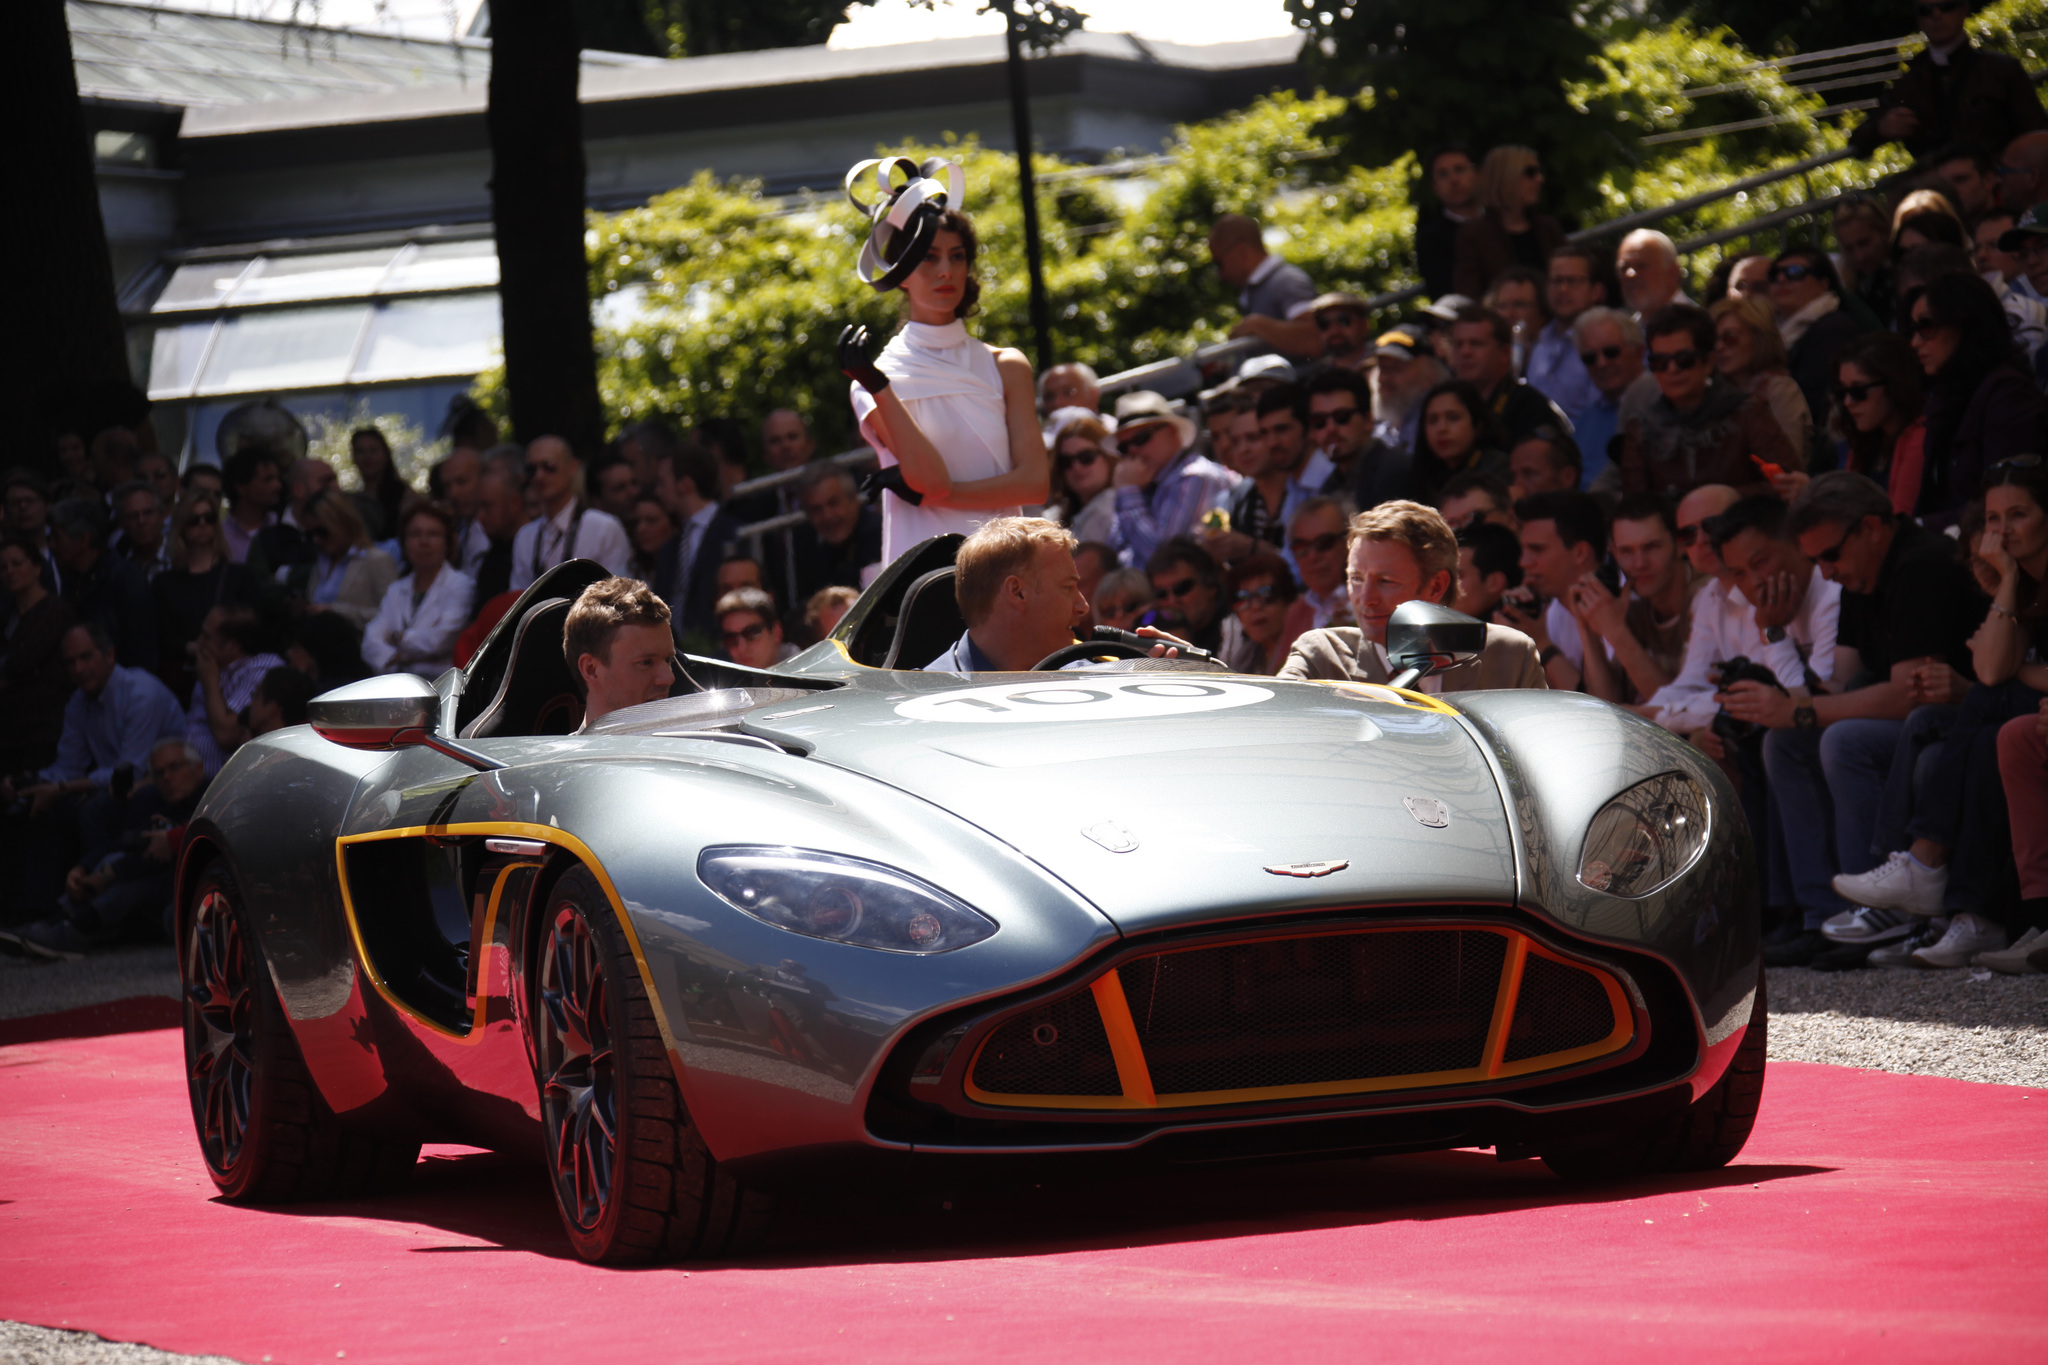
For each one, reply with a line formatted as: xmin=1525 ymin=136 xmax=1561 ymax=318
xmin=564 ymin=577 xmax=675 ymax=728
xmin=1278 ymin=500 xmax=1546 ymax=691
xmin=927 ymin=517 xmax=1092 ymax=672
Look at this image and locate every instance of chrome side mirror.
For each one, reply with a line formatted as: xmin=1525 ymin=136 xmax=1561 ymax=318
xmin=1386 ymin=601 xmax=1487 ymax=690
xmin=308 ymin=674 xmax=504 ymax=772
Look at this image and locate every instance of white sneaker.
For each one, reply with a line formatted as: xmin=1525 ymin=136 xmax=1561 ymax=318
xmin=1972 ymin=927 xmax=2045 ymax=975
xmin=1832 ymin=852 xmax=1949 ymax=916
xmin=1821 ymin=906 xmax=1917 ymax=944
xmin=1910 ymin=913 xmax=2008 ymax=969
xmin=1870 ymin=917 xmax=1949 ymax=968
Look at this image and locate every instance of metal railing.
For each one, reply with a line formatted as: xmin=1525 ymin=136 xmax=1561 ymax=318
xmin=728 ymin=445 xmax=878 ymax=564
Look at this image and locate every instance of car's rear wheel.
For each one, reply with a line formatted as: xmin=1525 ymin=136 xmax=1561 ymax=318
xmin=532 ymin=867 xmax=772 ymax=1264
xmin=183 ymin=858 xmax=419 ymax=1201
xmin=1541 ymin=968 xmax=1767 ymax=1181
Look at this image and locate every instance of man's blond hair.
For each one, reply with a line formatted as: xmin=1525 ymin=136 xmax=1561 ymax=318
xmin=954 ymin=516 xmax=1077 ymax=626
xmin=563 ymin=577 xmax=671 ymax=691
xmin=1348 ymin=500 xmax=1458 ymax=588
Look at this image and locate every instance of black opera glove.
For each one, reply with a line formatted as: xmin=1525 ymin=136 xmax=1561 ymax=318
xmin=838 ymin=324 xmax=890 ymax=394
xmin=860 ymin=464 xmax=924 ymax=507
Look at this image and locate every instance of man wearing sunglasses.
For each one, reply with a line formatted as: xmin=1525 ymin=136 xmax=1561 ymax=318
xmin=1107 ymin=390 xmax=1236 ymax=569
xmin=1850 ymin=0 xmax=2046 ymax=162
xmin=1306 ymin=293 xmax=1373 ymax=373
xmin=509 ymin=435 xmax=632 ymax=591
xmin=714 ymin=586 xmax=796 ymax=672
xmin=1567 ymin=306 xmax=1649 ymax=492
xmin=1303 ymin=369 xmax=1406 ymax=508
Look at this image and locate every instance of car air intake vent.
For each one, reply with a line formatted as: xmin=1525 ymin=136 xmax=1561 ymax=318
xmin=1503 ymin=951 xmax=1619 ymax=1062
xmin=970 ymin=990 xmax=1121 ymax=1096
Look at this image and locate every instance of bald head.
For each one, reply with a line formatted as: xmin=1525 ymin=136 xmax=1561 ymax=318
xmin=2001 ymin=130 xmax=2048 ymax=210
xmin=1618 ymin=229 xmax=1683 ymax=315
xmin=1676 ymin=483 xmax=1740 ymax=578
xmin=1208 ymin=213 xmax=1268 ymax=289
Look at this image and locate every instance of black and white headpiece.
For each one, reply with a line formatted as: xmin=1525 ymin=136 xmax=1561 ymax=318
xmin=845 ymin=156 xmax=965 ymax=292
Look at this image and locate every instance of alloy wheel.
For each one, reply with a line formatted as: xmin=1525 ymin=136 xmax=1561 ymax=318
xmin=538 ymin=901 xmax=617 ymax=1230
xmin=185 ymin=887 xmax=253 ymax=1174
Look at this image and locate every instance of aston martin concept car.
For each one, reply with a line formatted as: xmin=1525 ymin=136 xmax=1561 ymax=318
xmin=177 ymin=543 xmax=1765 ymax=1264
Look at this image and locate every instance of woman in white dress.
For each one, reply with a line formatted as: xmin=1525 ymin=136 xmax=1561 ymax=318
xmin=840 ymin=160 xmax=1049 ymax=564
xmin=362 ymin=502 xmax=475 ymax=678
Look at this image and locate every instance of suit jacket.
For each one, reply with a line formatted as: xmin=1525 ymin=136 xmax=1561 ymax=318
xmin=1277 ymin=623 xmax=1546 ymax=692
xmin=1850 ymin=41 xmax=2047 ymax=160
xmin=1453 ymin=212 xmax=1566 ymax=300
xmin=657 ymin=507 xmax=741 ymax=641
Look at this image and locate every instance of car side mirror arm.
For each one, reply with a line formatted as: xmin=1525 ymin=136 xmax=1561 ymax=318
xmin=1384 ymin=600 xmax=1487 ymax=692
xmin=307 ymin=674 xmax=508 ymax=772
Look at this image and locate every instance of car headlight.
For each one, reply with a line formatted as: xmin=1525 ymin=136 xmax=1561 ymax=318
xmin=1577 ymin=772 xmax=1709 ymax=898
xmin=698 ymin=847 xmax=997 ymax=953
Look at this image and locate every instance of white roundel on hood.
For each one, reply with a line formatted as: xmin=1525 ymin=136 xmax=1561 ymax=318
xmin=895 ymin=677 xmax=1273 ymax=724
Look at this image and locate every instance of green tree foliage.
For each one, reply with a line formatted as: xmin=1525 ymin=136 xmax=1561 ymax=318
xmin=1673 ymin=0 xmax=1909 ymax=59
xmin=567 ymin=0 xmax=875 ymax=58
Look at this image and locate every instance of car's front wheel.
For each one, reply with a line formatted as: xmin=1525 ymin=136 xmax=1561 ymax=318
xmin=1541 ymin=968 xmax=1767 ymax=1181
xmin=532 ymin=867 xmax=771 ymax=1264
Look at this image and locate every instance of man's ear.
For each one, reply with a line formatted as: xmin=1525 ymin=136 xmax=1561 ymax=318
xmin=1483 ymin=571 xmax=1509 ymax=597
xmin=576 ymin=652 xmax=603 ymax=694
xmin=1425 ymin=569 xmax=1456 ymax=604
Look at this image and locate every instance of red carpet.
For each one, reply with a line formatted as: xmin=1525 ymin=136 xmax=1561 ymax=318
xmin=2 ymin=1024 xmax=2042 ymax=1364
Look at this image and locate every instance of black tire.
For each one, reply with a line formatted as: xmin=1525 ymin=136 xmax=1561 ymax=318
xmin=182 ymin=858 xmax=420 ymax=1201
xmin=532 ymin=867 xmax=773 ymax=1264
xmin=1541 ymin=968 xmax=1767 ymax=1181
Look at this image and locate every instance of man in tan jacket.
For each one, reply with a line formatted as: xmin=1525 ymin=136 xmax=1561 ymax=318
xmin=1278 ymin=500 xmax=1545 ymax=692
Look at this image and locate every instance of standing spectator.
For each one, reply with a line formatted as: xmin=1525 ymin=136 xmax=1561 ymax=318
xmin=653 ymin=442 xmax=740 ymax=644
xmin=1305 ymin=369 xmax=1403 ymax=506
xmin=348 ymin=428 xmax=408 ymax=541
xmin=626 ymin=494 xmax=674 ymax=584
xmin=803 ymin=585 xmax=860 ymax=644
xmin=1849 ymin=0 xmax=2046 ymax=161
xmin=1037 ymin=364 xmax=1102 ymax=415
xmin=432 ymin=446 xmax=488 ymax=575
xmin=1499 ymin=490 xmax=1608 ymax=690
xmin=1933 ymin=143 xmax=1998 ymax=221
xmin=1566 ymin=492 xmax=1698 ymax=705
xmin=735 ymin=409 xmax=814 ymax=596
xmin=1834 ymin=196 xmax=1896 ymax=328
xmin=361 ymin=503 xmax=475 ymax=678
xmin=1145 ymin=539 xmax=1226 ymax=653
xmin=49 ymin=497 xmax=154 ymax=671
xmin=1453 ymin=146 xmax=1565 ymax=300
xmin=1569 ymin=306 xmax=1650 ymax=489
xmin=295 ymin=490 xmax=398 ymax=631
xmin=1455 ymin=520 xmax=1523 ymax=622
xmin=0 ymin=534 xmax=77 ymax=773
xmin=1416 ymin=144 xmax=1483 ymax=302
xmin=1767 ymin=248 xmax=1865 ymax=434
xmin=1619 ymin=303 xmax=1799 ymax=499
xmin=5 ymin=470 xmax=55 ymax=589
xmin=468 ymin=459 xmax=529 ymax=610
xmin=1410 ymin=380 xmax=1510 ymax=508
xmin=1281 ymin=496 xmax=1357 ymax=634
xmin=185 ymin=605 xmax=286 ymax=776
xmin=1616 ymin=230 xmax=1689 ymax=318
xmin=588 ymin=454 xmax=641 ymax=523
xmin=1231 ymin=386 xmax=1312 ymax=549
xmin=509 ymin=436 xmax=631 ymax=590
xmin=1217 ymin=549 xmax=1301 ymax=675
xmin=1449 ymin=306 xmax=1570 ymax=450
xmin=111 ymin=482 xmax=167 ymax=578
xmin=1308 ymin=293 xmax=1373 ymax=372
xmin=1279 ymin=500 xmax=1544 ymax=690
xmin=1437 ymin=470 xmax=1520 ymax=533
xmin=1046 ymin=413 xmax=1120 ymax=545
xmin=716 ymin=587 xmax=798 ymax=670
xmin=219 ymin=447 xmax=282 ymax=566
xmin=789 ymin=463 xmax=882 ymax=602
xmin=1833 ymin=332 xmax=1929 ymax=515
xmin=1525 ymin=244 xmax=1610 ymax=425
xmin=1710 ymin=295 xmax=1813 ymax=465
xmin=1908 ymin=270 xmax=2048 ymax=518
xmin=1367 ymin=327 xmax=1447 ymax=459
xmin=1508 ymin=425 xmax=1582 ymax=496
xmin=1211 ymin=214 xmax=1321 ymax=358
xmin=1107 ymin=392 xmax=1236 ymax=568
xmin=150 ymin=493 xmax=257 ymax=707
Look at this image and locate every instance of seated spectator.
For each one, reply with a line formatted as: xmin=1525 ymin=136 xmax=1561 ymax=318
xmin=1965 ymin=217 xmax=2048 ymax=374
xmin=1710 ymin=295 xmax=1812 ymax=465
xmin=1484 ymin=265 xmax=1547 ymax=343
xmin=1280 ymin=496 xmax=1357 ymax=635
xmin=1907 ymin=270 xmax=2048 ymax=519
xmin=1279 ymin=500 xmax=1545 ymax=690
xmin=1570 ymin=306 xmax=1650 ymax=489
xmin=1230 ymin=386 xmax=1312 ymax=549
xmin=758 ymin=409 xmax=816 ymax=473
xmin=789 ymin=462 xmax=883 ymax=602
xmin=286 ymin=611 xmax=369 ymax=686
xmin=1455 ymin=520 xmax=1523 ymax=622
xmin=1641 ymin=484 xmax=1745 ymax=738
xmin=588 ymin=453 xmax=642 ymax=523
xmin=1723 ymin=254 xmax=1774 ymax=302
xmin=1508 ymin=425 xmax=1582 ymax=496
xmin=49 ymin=497 xmax=154 ymax=671
xmin=293 ymin=489 xmax=398 ymax=631
xmin=0 ymin=736 xmax=212 ymax=961
xmin=1108 ymin=391 xmax=1236 ymax=568
xmin=1994 ymin=699 xmax=2048 ymax=969
xmin=1368 ymin=328 xmax=1448 ymax=463
xmin=151 ymin=491 xmax=259 ymax=706
xmin=1566 ymin=492 xmax=1700 ymax=705
xmin=1998 ymin=202 xmax=2048 ymax=304
xmin=1073 ymin=539 xmax=1114 ymax=626
xmin=4 ymin=469 xmax=54 ymax=581
xmin=1834 ymin=195 xmax=1895 ymax=328
xmin=1436 ymin=470 xmax=1519 ymax=533
xmin=1223 ymin=402 xmax=1265 ymax=480
xmin=1617 ymin=229 xmax=1689 ymax=317
xmin=1 ymin=532 xmax=77 ymax=772
xmin=510 ymin=436 xmax=632 ymax=590
xmin=469 ymin=457 xmax=530 ymax=609
xmin=185 ymin=605 xmax=286 ymax=776
xmin=717 ymin=586 xmax=799 ymax=670
xmin=220 ymin=447 xmax=284 ymax=565
xmin=564 ymin=577 xmax=674 ymax=729
xmin=1308 ymin=293 xmax=1373 ymax=372
xmin=1039 ymin=363 xmax=1102 ymax=415
xmin=1832 ymin=332 xmax=1928 ymax=516
xmin=1498 ymin=490 xmax=1609 ymax=690
xmin=1933 ymin=142 xmax=1997 ymax=221
xmin=134 ymin=450 xmax=179 ymax=512
xmin=1046 ymin=413 xmax=1119 ymax=545
xmin=252 ymin=456 xmax=334 ymax=583
xmin=1215 ymin=549 xmax=1300 ymax=675
xmin=1304 ymin=369 xmax=1402 ymax=507
xmin=1525 ymin=244 xmax=1611 ymax=425
xmin=349 ymin=428 xmax=408 ymax=541
xmin=1892 ymin=186 xmax=1966 ymax=244
xmin=1092 ymin=568 xmax=1155 ymax=632
xmin=716 ymin=555 xmax=768 ymax=604
xmin=361 ymin=503 xmax=475 ymax=678
xmin=1453 ymin=146 xmax=1565 ymax=300
xmin=627 ymin=493 xmax=675 ymax=584
xmin=431 ymin=446 xmax=489 ymax=575
xmin=1146 ymin=538 xmax=1226 ymax=653
xmin=1619 ymin=303 xmax=1799 ymax=499
xmin=1200 ymin=390 xmax=1250 ymax=475
xmin=652 ymin=442 xmax=739 ymax=644
xmin=246 ymin=665 xmax=317 ymax=736
xmin=182 ymin=462 xmax=225 ymax=504
xmin=1211 ymin=214 xmax=1320 ymax=358
xmin=1449 ymin=305 xmax=1571 ymax=451
xmin=927 ymin=518 xmax=1087 ymax=672
xmin=1767 ymin=249 xmax=1866 ymax=434
xmin=1411 ymin=380 xmax=1510 ymax=507
xmin=111 ymin=481 xmax=167 ymax=577
xmin=1416 ymin=143 xmax=1481 ymax=302
xmin=804 ymin=585 xmax=860 ymax=643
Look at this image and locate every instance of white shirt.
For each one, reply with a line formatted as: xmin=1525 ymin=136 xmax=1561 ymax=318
xmin=362 ymin=567 xmax=476 ymax=678
xmin=1644 ymin=568 xmax=1842 ymax=732
xmin=509 ymin=500 xmax=630 ymax=590
xmin=1369 ymin=641 xmax=1443 ymax=693
xmin=454 ymin=517 xmax=492 ymax=576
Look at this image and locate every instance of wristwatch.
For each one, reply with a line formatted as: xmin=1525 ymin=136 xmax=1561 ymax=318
xmin=1793 ymin=702 xmax=1817 ymax=729
xmin=1763 ymin=625 xmax=1787 ymax=643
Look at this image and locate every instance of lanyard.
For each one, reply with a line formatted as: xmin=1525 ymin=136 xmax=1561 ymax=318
xmin=531 ymin=501 xmax=584 ymax=580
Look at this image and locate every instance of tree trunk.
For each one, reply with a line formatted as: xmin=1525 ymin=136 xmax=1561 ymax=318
xmin=487 ymin=0 xmax=605 ymax=458
xmin=7 ymin=0 xmax=136 ymax=470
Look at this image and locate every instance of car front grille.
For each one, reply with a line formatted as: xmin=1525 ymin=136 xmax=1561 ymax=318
xmin=964 ymin=924 xmax=1634 ymax=1111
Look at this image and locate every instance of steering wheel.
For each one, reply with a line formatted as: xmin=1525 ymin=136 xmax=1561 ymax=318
xmin=1030 ymin=639 xmax=1153 ymax=671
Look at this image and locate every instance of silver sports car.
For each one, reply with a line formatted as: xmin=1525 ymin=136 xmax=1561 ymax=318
xmin=177 ymin=544 xmax=1764 ymax=1264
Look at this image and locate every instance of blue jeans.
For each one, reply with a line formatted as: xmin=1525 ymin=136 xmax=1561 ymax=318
xmin=1909 ymin=683 xmax=2043 ymax=916
xmin=1762 ymin=719 xmax=1904 ymax=926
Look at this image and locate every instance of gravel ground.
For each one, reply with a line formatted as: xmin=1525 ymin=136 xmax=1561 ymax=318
xmin=0 ymin=944 xmax=182 ymax=1021
xmin=0 ymin=1323 xmax=241 ymax=1365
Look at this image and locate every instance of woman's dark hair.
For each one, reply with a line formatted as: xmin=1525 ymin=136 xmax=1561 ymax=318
xmin=1892 ymin=211 xmax=1967 ymax=253
xmin=1645 ymin=300 xmax=1716 ymax=354
xmin=887 ymin=206 xmax=981 ymax=319
xmin=1983 ymin=456 xmax=2048 ymax=622
xmin=1831 ymin=331 xmax=1926 ymax=483
xmin=1046 ymin=413 xmax=1115 ymax=522
xmin=1417 ymin=379 xmax=1505 ymax=460
xmin=1916 ymin=271 xmax=2028 ymax=512
xmin=397 ymin=498 xmax=455 ymax=573
xmin=1221 ymin=549 xmax=1298 ymax=602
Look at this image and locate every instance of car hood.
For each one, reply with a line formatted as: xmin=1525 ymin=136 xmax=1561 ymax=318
xmin=739 ymin=673 xmax=1519 ymax=933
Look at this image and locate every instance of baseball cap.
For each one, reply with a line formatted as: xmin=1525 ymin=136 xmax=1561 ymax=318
xmin=1373 ymin=329 xmax=1424 ymax=362
xmin=1998 ymin=203 xmax=2048 ymax=251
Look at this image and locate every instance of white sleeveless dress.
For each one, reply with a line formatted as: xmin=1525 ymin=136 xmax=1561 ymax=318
xmin=850 ymin=319 xmax=1021 ymax=564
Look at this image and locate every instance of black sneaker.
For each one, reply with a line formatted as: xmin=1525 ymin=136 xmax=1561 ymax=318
xmin=1763 ymin=928 xmax=1832 ymax=967
xmin=1808 ymin=940 xmax=1873 ymax=972
xmin=13 ymin=917 xmax=91 ymax=962
xmin=1763 ymin=916 xmax=1810 ymax=947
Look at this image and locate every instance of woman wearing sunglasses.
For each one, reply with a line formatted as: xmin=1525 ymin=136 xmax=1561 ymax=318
xmin=293 ymin=488 xmax=397 ymax=631
xmin=1907 ymin=270 xmax=2048 ymax=520
xmin=1830 ymin=332 xmax=1927 ymax=515
xmin=151 ymin=492 xmax=260 ymax=706
xmin=1410 ymin=380 xmax=1510 ymax=507
xmin=1215 ymin=548 xmax=1301 ymax=676
xmin=1619 ymin=303 xmax=1800 ymax=499
xmin=1044 ymin=411 xmax=1119 ymax=545
xmin=1451 ymin=146 xmax=1564 ymax=300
